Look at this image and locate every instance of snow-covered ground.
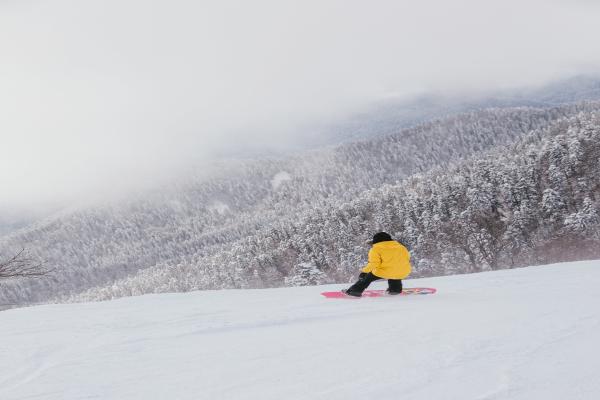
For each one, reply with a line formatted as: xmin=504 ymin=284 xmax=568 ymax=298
xmin=2 ymin=260 xmax=600 ymax=400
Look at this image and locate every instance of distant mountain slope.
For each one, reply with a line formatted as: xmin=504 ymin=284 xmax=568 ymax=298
xmin=1 ymin=75 xmax=599 ymax=237
xmin=0 ymin=75 xmax=600 ymax=236
xmin=309 ymin=75 xmax=600 ymax=146
xmin=61 ymin=103 xmax=600 ymax=302
xmin=2 ymin=102 xmax=599 ymax=304
xmin=2 ymin=260 xmax=600 ymax=400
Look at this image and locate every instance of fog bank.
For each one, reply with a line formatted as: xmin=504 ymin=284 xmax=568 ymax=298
xmin=1 ymin=0 xmax=600 ymax=212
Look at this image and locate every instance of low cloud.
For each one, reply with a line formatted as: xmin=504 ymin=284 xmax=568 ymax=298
xmin=1 ymin=0 xmax=600 ymax=212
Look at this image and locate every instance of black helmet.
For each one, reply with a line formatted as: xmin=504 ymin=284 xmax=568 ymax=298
xmin=371 ymin=232 xmax=392 ymax=245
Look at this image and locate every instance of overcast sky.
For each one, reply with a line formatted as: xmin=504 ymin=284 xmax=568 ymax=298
xmin=1 ymin=0 xmax=600 ymax=213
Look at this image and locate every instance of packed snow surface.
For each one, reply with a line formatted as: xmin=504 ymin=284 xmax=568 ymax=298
xmin=2 ymin=260 xmax=600 ymax=400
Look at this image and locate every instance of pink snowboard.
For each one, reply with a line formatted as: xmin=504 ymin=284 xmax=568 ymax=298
xmin=321 ymin=287 xmax=437 ymax=299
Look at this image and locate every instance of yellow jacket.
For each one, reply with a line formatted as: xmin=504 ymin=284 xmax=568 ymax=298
xmin=361 ymin=240 xmax=411 ymax=279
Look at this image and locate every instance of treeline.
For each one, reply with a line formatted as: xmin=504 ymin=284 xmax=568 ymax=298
xmin=1 ymin=103 xmax=599 ymax=304
xmin=69 ymin=109 xmax=600 ymax=301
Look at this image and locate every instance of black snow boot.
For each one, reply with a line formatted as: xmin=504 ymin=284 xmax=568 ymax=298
xmin=387 ymin=279 xmax=403 ymax=295
xmin=341 ymin=289 xmax=362 ymax=297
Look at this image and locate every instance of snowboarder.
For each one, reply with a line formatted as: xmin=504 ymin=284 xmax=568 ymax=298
xmin=343 ymin=232 xmax=411 ymax=297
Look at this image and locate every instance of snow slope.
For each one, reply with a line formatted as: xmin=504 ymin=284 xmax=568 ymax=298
xmin=1 ymin=260 xmax=600 ymax=400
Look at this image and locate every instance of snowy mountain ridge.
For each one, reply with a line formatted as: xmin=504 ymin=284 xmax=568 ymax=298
xmin=1 ymin=102 xmax=600 ymax=305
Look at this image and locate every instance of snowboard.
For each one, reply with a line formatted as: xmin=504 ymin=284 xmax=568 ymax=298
xmin=321 ymin=287 xmax=436 ymax=299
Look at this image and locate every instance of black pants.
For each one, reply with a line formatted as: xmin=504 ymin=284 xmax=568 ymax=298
xmin=347 ymin=272 xmax=403 ymax=295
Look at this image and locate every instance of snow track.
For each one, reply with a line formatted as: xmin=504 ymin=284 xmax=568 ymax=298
xmin=2 ymin=260 xmax=600 ymax=400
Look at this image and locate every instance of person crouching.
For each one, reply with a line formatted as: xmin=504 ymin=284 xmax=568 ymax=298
xmin=343 ymin=232 xmax=411 ymax=297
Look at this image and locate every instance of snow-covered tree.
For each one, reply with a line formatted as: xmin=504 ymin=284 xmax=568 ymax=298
xmin=284 ymin=262 xmax=327 ymax=286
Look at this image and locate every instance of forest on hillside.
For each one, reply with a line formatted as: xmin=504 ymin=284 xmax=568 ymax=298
xmin=1 ymin=103 xmax=599 ymax=304
xmin=63 ymin=107 xmax=600 ymax=302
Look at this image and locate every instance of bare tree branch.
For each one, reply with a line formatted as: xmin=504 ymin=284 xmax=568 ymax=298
xmin=0 ymin=249 xmax=52 ymax=279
